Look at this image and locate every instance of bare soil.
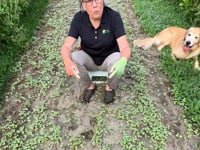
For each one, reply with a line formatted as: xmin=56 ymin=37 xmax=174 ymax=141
xmin=0 ymin=0 xmax=199 ymax=150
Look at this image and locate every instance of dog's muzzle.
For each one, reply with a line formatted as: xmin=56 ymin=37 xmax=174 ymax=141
xmin=185 ymin=41 xmax=192 ymax=48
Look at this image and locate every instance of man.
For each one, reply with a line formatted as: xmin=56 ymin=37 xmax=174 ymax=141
xmin=61 ymin=0 xmax=131 ymax=104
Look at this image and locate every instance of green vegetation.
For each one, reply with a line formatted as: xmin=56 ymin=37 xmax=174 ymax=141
xmin=0 ymin=0 xmax=200 ymax=149
xmin=0 ymin=103 xmax=61 ymax=149
xmin=68 ymin=136 xmax=86 ymax=150
xmin=133 ymin=0 xmax=200 ymax=131
xmin=0 ymin=0 xmax=48 ymax=104
xmin=0 ymin=0 xmax=171 ymax=149
xmin=179 ymin=0 xmax=200 ymax=25
xmin=0 ymin=0 xmax=30 ymax=49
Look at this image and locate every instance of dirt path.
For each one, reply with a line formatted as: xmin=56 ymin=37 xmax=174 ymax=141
xmin=0 ymin=0 xmax=199 ymax=150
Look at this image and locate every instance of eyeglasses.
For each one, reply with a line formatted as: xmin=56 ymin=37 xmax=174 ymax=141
xmin=82 ymin=0 xmax=102 ymax=6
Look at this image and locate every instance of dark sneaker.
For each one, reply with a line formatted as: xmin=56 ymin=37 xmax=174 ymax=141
xmin=104 ymin=90 xmax=115 ymax=104
xmin=82 ymin=88 xmax=95 ymax=103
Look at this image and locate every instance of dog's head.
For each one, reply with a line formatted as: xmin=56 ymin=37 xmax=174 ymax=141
xmin=183 ymin=27 xmax=200 ymax=52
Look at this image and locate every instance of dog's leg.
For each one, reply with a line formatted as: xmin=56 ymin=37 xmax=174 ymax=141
xmin=156 ymin=42 xmax=166 ymax=51
xmin=185 ymin=49 xmax=200 ymax=59
xmin=171 ymin=53 xmax=177 ymax=60
xmin=133 ymin=37 xmax=155 ymax=50
xmin=194 ymin=56 xmax=199 ymax=69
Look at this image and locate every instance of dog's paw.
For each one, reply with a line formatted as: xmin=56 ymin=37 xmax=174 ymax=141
xmin=133 ymin=40 xmax=149 ymax=50
xmin=194 ymin=62 xmax=199 ymax=69
xmin=184 ymin=56 xmax=189 ymax=59
xmin=133 ymin=40 xmax=139 ymax=46
xmin=133 ymin=40 xmax=143 ymax=48
xmin=197 ymin=68 xmax=200 ymax=70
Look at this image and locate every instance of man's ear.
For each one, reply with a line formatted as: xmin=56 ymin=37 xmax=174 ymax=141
xmin=82 ymin=3 xmax=86 ymax=11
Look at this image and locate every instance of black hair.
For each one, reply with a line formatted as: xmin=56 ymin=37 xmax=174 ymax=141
xmin=78 ymin=0 xmax=83 ymax=10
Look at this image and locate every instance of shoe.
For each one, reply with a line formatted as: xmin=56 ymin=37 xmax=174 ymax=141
xmin=104 ymin=90 xmax=115 ymax=104
xmin=82 ymin=88 xmax=95 ymax=103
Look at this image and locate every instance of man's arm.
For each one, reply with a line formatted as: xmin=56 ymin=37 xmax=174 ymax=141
xmin=61 ymin=36 xmax=77 ymax=65
xmin=61 ymin=36 xmax=80 ymax=78
xmin=109 ymin=35 xmax=131 ymax=78
xmin=117 ymin=35 xmax=131 ymax=60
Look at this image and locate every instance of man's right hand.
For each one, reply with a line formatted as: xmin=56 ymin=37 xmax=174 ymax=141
xmin=65 ymin=61 xmax=80 ymax=79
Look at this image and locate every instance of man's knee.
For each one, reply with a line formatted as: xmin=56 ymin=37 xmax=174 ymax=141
xmin=71 ymin=51 xmax=79 ymax=63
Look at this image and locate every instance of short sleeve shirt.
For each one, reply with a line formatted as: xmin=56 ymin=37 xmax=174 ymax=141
xmin=68 ymin=6 xmax=126 ymax=65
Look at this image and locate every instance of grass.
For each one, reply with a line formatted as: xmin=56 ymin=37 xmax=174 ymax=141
xmin=133 ymin=0 xmax=200 ymax=131
xmin=0 ymin=0 xmax=48 ymax=105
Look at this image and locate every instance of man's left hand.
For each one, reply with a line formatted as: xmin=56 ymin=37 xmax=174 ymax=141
xmin=109 ymin=57 xmax=127 ymax=78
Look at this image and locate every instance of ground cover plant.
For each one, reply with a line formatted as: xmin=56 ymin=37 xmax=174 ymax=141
xmin=0 ymin=0 xmax=200 ymax=149
xmin=134 ymin=0 xmax=200 ymax=131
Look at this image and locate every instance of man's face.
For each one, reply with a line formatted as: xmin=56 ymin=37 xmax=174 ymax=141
xmin=82 ymin=0 xmax=104 ymax=20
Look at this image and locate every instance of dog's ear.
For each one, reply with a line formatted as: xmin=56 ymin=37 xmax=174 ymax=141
xmin=188 ymin=27 xmax=194 ymax=32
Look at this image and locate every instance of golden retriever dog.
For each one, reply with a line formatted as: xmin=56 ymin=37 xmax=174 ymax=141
xmin=133 ymin=27 xmax=200 ymax=69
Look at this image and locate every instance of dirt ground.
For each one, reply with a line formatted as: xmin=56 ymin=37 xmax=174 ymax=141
xmin=0 ymin=0 xmax=200 ymax=150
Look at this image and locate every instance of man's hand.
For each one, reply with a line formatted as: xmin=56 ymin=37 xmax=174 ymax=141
xmin=65 ymin=61 xmax=80 ymax=79
xmin=109 ymin=57 xmax=127 ymax=78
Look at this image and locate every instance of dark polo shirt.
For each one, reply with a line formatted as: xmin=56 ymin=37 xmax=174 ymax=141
xmin=68 ymin=6 xmax=125 ymax=65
